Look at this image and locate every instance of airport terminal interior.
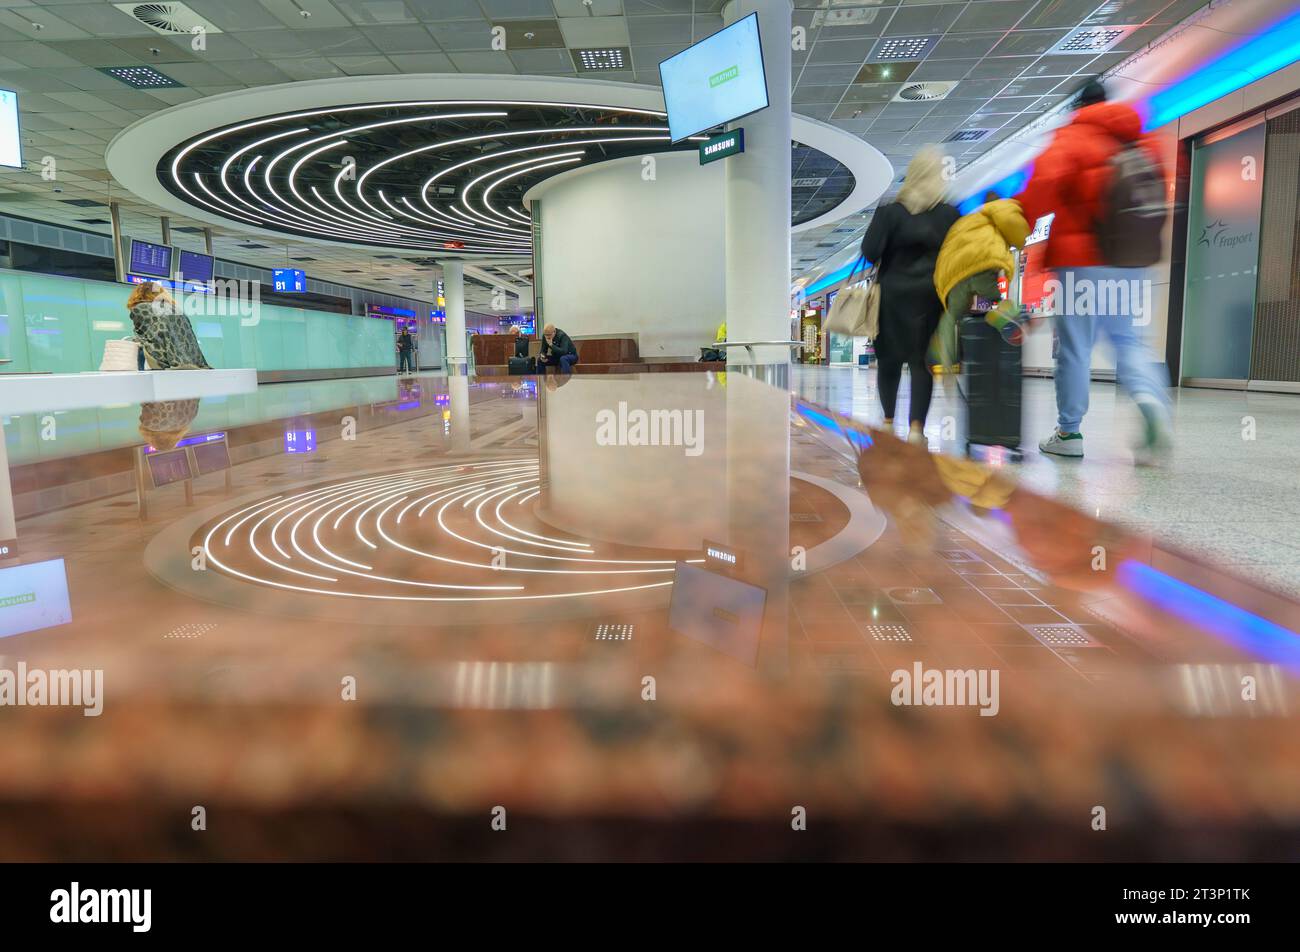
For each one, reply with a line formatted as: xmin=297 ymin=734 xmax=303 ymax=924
xmin=0 ymin=0 xmax=1299 ymax=862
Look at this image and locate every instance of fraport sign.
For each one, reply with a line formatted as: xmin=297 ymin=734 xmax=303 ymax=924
xmin=699 ymin=128 xmax=744 ymax=166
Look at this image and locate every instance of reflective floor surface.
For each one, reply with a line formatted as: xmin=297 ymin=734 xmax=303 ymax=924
xmin=0 ymin=369 xmax=1297 ymax=860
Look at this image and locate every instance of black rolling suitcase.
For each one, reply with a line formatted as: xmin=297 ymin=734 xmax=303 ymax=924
xmin=508 ymin=356 xmax=533 ymax=374
xmin=960 ymin=312 xmax=1021 ymax=454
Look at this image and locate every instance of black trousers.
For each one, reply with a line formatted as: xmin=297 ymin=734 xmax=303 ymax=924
xmin=877 ymin=352 xmax=933 ymax=426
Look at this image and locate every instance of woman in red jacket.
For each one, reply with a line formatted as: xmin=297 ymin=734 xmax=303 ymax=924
xmin=1018 ymin=80 xmax=1173 ymax=464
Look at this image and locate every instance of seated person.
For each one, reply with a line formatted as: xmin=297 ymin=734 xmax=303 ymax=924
xmin=536 ymin=323 xmax=579 ymax=375
xmin=126 ymin=281 xmax=211 ymax=370
xmin=700 ymin=320 xmax=727 ymax=362
xmin=510 ymin=325 xmax=530 ymax=359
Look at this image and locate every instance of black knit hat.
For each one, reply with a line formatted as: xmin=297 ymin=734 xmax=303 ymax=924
xmin=1077 ymin=79 xmax=1107 ymax=107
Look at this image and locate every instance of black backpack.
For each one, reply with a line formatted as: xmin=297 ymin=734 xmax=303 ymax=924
xmin=1095 ymin=140 xmax=1167 ymax=267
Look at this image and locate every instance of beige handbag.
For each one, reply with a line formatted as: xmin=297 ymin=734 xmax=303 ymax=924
xmin=824 ymin=258 xmax=880 ymax=339
xmin=100 ymin=337 xmax=140 ymax=371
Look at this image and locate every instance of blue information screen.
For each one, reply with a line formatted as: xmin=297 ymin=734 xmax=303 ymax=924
xmin=177 ymin=250 xmax=214 ymax=284
xmin=273 ymin=268 xmax=306 ymax=293
xmin=129 ymin=239 xmax=174 ymax=279
xmin=659 ymin=13 xmax=768 ymax=143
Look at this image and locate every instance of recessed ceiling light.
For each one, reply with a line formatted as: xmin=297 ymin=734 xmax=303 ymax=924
xmin=854 ymin=61 xmax=918 ymax=84
xmin=572 ymin=47 xmax=628 ymax=70
xmin=98 ymin=65 xmax=182 ymax=89
xmin=872 ymin=36 xmax=935 ymax=61
xmin=945 ymin=128 xmax=992 ymax=142
xmin=1051 ymin=25 xmax=1138 ymax=55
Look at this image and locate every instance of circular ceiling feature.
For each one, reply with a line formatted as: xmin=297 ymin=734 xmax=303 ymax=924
xmin=159 ymin=100 xmax=698 ymax=257
xmin=108 ymin=76 xmax=894 ymax=259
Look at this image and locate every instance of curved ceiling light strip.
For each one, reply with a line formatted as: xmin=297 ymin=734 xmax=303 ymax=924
xmin=158 ymin=99 xmax=860 ymax=257
xmin=162 ymin=102 xmax=692 ymax=256
xmin=479 ymin=158 xmax=584 ymax=226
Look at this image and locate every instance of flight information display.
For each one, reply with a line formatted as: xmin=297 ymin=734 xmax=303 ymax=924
xmin=273 ymin=268 xmax=306 ymax=293
xmin=0 ymin=88 xmax=21 ymax=169
xmin=129 ymin=239 xmax=174 ymax=280
xmin=659 ymin=13 xmax=768 ymax=143
xmin=177 ymin=249 xmax=215 ymax=284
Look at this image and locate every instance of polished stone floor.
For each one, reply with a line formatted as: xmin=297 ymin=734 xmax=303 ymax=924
xmin=1 ymin=370 xmax=1297 ymax=860
xmin=793 ymin=365 xmax=1300 ymax=597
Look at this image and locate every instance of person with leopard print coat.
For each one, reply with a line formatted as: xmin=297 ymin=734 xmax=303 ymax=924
xmin=126 ymin=281 xmax=211 ymax=370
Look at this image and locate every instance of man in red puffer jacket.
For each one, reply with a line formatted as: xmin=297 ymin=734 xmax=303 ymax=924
xmin=1019 ymin=80 xmax=1173 ymax=465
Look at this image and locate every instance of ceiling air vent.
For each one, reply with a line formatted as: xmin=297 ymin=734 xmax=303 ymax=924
xmin=893 ymin=81 xmax=956 ymax=103
xmin=1050 ymin=24 xmax=1137 ymax=55
xmin=945 ymin=128 xmax=992 ymax=143
xmin=113 ymin=3 xmax=223 ymax=36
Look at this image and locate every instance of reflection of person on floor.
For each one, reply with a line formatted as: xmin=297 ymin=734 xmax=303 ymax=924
xmin=127 ymin=281 xmax=211 ymax=371
xmin=842 ymin=412 xmax=1136 ymax=590
xmin=138 ymin=399 xmax=199 ymax=450
xmin=396 ymin=327 xmax=415 ymax=374
xmin=536 ymin=324 xmax=578 ymax=375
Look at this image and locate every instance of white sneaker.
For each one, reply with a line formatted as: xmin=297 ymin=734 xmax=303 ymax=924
xmin=1039 ymin=429 xmax=1084 ymax=458
xmin=907 ymin=428 xmax=927 ymax=446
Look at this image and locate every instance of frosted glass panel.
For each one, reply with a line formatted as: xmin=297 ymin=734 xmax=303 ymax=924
xmin=0 ymin=269 xmax=398 ymax=374
xmin=1182 ymin=123 xmax=1265 ymax=381
xmin=23 ymin=275 xmax=90 ymax=373
xmin=0 ymin=272 xmax=28 ymax=371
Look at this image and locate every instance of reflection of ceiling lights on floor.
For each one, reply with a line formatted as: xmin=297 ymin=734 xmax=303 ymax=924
xmin=200 ymin=460 xmax=699 ymax=603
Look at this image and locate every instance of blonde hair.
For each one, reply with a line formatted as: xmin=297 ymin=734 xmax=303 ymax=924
xmin=896 ymin=145 xmax=949 ymax=215
xmin=126 ymin=281 xmax=172 ymax=310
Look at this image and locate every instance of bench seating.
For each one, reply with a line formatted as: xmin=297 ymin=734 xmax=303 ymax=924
xmin=470 ymin=334 xmax=722 ymax=375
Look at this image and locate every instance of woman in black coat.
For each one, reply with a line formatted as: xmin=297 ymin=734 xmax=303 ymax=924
xmin=859 ymin=146 xmax=959 ymax=444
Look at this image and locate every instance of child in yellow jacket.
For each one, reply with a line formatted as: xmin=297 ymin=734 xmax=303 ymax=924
xmin=931 ymin=198 xmax=1031 ymax=370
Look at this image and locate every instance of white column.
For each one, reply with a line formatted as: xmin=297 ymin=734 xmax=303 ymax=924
xmin=442 ymin=260 xmax=468 ymax=376
xmin=447 ymin=374 xmax=471 ymax=454
xmin=722 ymin=0 xmax=793 ymax=367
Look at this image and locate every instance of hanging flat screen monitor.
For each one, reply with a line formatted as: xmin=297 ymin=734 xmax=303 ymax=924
xmin=177 ymin=249 xmax=214 ymax=285
xmin=128 ymin=239 xmax=174 ymax=280
xmin=659 ymin=12 xmax=769 ymax=143
xmin=0 ymin=88 xmax=21 ymax=169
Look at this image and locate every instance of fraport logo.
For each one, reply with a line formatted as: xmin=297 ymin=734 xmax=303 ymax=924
xmin=709 ymin=65 xmax=739 ymax=88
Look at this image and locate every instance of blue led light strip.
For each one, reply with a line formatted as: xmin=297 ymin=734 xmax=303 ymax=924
xmin=1147 ymin=9 xmax=1300 ymax=129
xmin=1118 ymin=560 xmax=1300 ymax=672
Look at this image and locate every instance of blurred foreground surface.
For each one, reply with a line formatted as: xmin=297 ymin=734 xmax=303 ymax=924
xmin=0 ymin=372 xmax=1297 ymax=861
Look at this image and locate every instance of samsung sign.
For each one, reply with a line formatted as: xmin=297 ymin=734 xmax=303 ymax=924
xmin=699 ymin=128 xmax=744 ymax=166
